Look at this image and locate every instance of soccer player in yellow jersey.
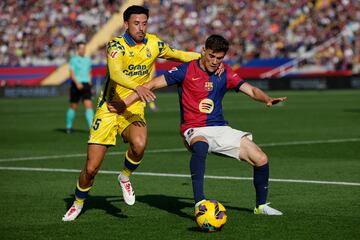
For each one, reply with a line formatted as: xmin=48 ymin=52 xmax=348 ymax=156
xmin=62 ymin=5 xmax=205 ymax=221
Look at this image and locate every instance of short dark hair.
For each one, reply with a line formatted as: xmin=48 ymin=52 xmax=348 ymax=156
xmin=205 ymin=34 xmax=229 ymax=53
xmin=76 ymin=41 xmax=86 ymax=47
xmin=123 ymin=5 xmax=149 ymax=22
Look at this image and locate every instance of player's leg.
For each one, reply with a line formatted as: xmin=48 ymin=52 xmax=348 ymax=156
xmin=79 ymin=144 xmax=108 ymax=187
xmin=76 ymin=144 xmax=108 ymax=201
xmin=66 ymin=103 xmax=78 ymax=133
xmin=121 ymin=121 xmax=147 ymax=176
xmin=63 ymin=106 xmax=117 ymax=221
xmin=239 ymin=137 xmax=282 ymax=215
xmin=62 ymin=144 xmax=108 ymax=221
xmin=83 ymin=99 xmax=94 ymax=129
xmin=239 ymin=137 xmax=269 ymax=205
xmin=189 ymin=136 xmax=209 ymax=207
xmin=66 ymin=83 xmax=80 ymax=133
xmin=82 ymin=83 xmax=94 ymax=129
xmin=118 ymin=121 xmax=147 ymax=205
xmin=183 ymin=129 xmax=211 ymax=208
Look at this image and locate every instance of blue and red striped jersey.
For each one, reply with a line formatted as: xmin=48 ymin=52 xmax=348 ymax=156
xmin=164 ymin=60 xmax=245 ymax=134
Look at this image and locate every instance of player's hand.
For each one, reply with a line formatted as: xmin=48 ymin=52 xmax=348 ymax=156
xmin=76 ymin=83 xmax=84 ymax=90
xmin=135 ymin=85 xmax=156 ymax=102
xmin=108 ymin=100 xmax=126 ymax=114
xmin=266 ymin=97 xmax=287 ymax=107
xmin=215 ymin=62 xmax=225 ymax=76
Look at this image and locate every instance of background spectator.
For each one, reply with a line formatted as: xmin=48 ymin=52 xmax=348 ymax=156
xmin=0 ymin=0 xmax=359 ymax=72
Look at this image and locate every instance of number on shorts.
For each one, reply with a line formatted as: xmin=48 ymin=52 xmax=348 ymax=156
xmin=93 ymin=118 xmax=102 ymax=130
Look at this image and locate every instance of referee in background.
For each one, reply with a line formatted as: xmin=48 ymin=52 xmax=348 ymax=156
xmin=65 ymin=42 xmax=94 ymax=133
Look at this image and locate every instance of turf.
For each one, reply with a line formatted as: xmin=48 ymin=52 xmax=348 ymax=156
xmin=0 ymin=89 xmax=359 ymax=239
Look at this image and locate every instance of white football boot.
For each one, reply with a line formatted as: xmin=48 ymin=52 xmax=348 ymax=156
xmin=62 ymin=202 xmax=83 ymax=221
xmin=254 ymin=203 xmax=283 ymax=215
xmin=118 ymin=173 xmax=135 ymax=205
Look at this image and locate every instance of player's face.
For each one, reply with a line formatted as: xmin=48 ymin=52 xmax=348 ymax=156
xmin=77 ymin=44 xmax=86 ymax=56
xmin=201 ymin=48 xmax=226 ymax=73
xmin=125 ymin=14 xmax=148 ymax=43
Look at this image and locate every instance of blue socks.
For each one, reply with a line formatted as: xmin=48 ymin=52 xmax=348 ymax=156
xmin=190 ymin=141 xmax=269 ymax=207
xmin=190 ymin=141 xmax=209 ymax=203
xmin=253 ymin=163 xmax=269 ymax=207
xmin=85 ymin=108 xmax=94 ymax=129
xmin=66 ymin=108 xmax=75 ymax=129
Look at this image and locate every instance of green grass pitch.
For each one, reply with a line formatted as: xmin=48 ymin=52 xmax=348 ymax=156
xmin=0 ymin=89 xmax=359 ymax=239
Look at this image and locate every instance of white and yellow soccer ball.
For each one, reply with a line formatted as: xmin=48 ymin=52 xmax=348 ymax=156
xmin=195 ymin=200 xmax=227 ymax=232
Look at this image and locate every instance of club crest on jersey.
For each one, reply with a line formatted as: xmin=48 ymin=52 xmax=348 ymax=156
xmin=146 ymin=48 xmax=152 ymax=58
xmin=110 ymin=50 xmax=118 ymax=59
xmin=129 ymin=51 xmax=134 ymax=58
xmin=204 ymin=81 xmax=213 ymax=91
xmin=199 ymin=98 xmax=214 ymax=114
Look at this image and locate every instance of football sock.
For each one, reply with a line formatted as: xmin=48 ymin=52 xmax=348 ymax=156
xmin=190 ymin=141 xmax=209 ymax=203
xmin=253 ymin=163 xmax=269 ymax=207
xmin=85 ymin=108 xmax=94 ymax=129
xmin=74 ymin=181 xmax=92 ymax=206
xmin=121 ymin=151 xmax=142 ymax=181
xmin=66 ymin=108 xmax=76 ymax=129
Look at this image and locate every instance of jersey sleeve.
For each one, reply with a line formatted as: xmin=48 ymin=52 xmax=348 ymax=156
xmin=163 ymin=62 xmax=188 ymax=86
xmin=225 ymin=65 xmax=245 ymax=91
xmin=106 ymin=39 xmax=139 ymax=90
xmin=156 ymin=37 xmax=201 ymax=62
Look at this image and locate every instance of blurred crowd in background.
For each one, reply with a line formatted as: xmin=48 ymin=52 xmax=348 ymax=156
xmin=1 ymin=0 xmax=359 ymax=73
xmin=0 ymin=0 xmax=121 ymax=66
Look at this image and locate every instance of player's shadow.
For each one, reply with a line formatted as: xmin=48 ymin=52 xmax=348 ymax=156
xmin=136 ymin=194 xmax=253 ymax=220
xmin=137 ymin=194 xmax=253 ymax=233
xmin=344 ymin=108 xmax=360 ymax=113
xmin=63 ymin=195 xmax=128 ymax=219
xmin=136 ymin=194 xmax=194 ymax=220
xmin=55 ymin=128 xmax=89 ymax=134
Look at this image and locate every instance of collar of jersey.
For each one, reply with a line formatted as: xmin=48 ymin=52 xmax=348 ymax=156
xmin=196 ymin=59 xmax=214 ymax=76
xmin=123 ymin=31 xmax=148 ymax=46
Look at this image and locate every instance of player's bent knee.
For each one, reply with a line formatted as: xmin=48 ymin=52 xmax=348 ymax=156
xmin=254 ymin=152 xmax=268 ymax=167
xmin=85 ymin=165 xmax=100 ymax=177
xmin=191 ymin=141 xmax=209 ymax=157
xmin=130 ymin=138 xmax=147 ymax=157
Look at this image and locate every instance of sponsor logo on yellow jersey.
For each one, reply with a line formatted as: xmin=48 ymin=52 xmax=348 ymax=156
xmin=123 ymin=64 xmax=149 ymax=76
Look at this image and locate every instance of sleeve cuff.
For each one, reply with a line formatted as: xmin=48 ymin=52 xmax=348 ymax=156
xmin=235 ymin=80 xmax=246 ymax=92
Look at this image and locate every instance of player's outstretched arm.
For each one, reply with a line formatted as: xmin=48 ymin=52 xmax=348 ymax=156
xmin=107 ymin=75 xmax=169 ymax=114
xmin=239 ymin=82 xmax=287 ymax=107
xmin=160 ymin=44 xmax=224 ymax=75
xmin=158 ymin=39 xmax=201 ymax=63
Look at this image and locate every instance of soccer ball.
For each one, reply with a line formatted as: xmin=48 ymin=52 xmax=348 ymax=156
xmin=195 ymin=200 xmax=227 ymax=232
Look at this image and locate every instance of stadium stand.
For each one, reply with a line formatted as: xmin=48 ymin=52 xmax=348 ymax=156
xmin=0 ymin=0 xmax=359 ymax=86
xmin=0 ymin=0 xmax=125 ymax=66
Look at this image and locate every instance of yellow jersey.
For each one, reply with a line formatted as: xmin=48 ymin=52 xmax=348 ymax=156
xmin=97 ymin=32 xmax=201 ymax=111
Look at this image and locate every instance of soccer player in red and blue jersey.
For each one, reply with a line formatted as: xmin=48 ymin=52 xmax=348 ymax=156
xmin=109 ymin=34 xmax=287 ymax=215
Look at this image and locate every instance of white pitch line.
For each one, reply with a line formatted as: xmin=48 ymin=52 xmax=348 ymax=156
xmin=0 ymin=166 xmax=359 ymax=187
xmin=0 ymin=148 xmax=186 ymax=163
xmin=259 ymin=138 xmax=360 ymax=147
xmin=0 ymin=137 xmax=359 ymax=163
